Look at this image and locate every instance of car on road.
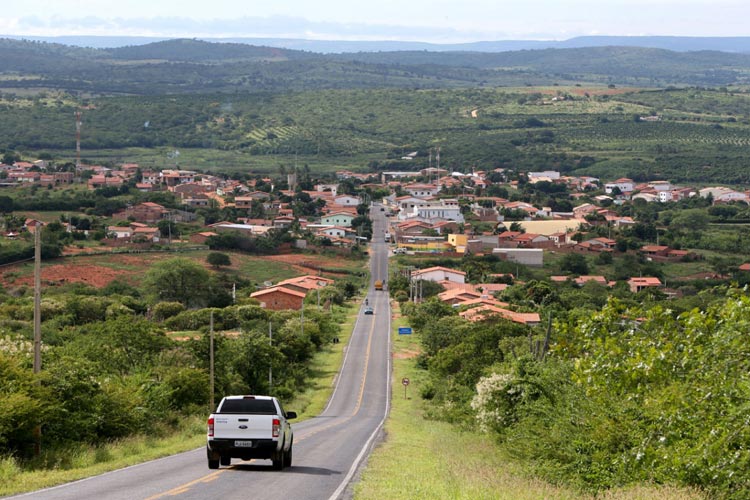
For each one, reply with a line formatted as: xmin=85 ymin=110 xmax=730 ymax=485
xmin=364 ymin=306 xmax=374 ymax=315
xmin=207 ymin=395 xmax=296 ymax=470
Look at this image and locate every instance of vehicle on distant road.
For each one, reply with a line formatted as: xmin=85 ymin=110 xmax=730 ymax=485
xmin=364 ymin=306 xmax=374 ymax=315
xmin=207 ymin=395 xmax=296 ymax=470
xmin=374 ymin=279 xmax=384 ymax=290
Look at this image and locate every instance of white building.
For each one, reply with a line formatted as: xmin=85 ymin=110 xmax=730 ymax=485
xmin=414 ymin=205 xmax=465 ymax=223
xmin=411 ymin=266 xmax=466 ymax=284
xmin=492 ymin=248 xmax=544 ymax=267
xmin=605 ymin=178 xmax=635 ymax=194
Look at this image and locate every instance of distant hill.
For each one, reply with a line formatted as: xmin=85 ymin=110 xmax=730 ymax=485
xmin=5 ymin=34 xmax=750 ymax=54
xmin=2 ymin=37 xmax=750 ymax=95
xmin=105 ymin=38 xmax=308 ymax=62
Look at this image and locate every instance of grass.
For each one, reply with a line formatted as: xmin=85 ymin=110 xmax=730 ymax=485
xmin=0 ymin=286 xmax=366 ymax=496
xmin=0 ymin=416 xmax=206 ymax=497
xmin=0 ymin=248 xmax=358 ymax=290
xmin=353 ymin=301 xmax=704 ymax=500
xmin=286 ymin=301 xmax=358 ymax=419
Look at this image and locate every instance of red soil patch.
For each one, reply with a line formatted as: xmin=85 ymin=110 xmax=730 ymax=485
xmin=8 ymin=264 xmax=133 ymax=288
xmin=394 ymin=349 xmax=421 ymax=359
xmin=263 ymin=253 xmax=356 ymax=275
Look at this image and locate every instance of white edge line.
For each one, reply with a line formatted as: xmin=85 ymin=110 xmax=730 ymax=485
xmin=327 ymin=249 xmax=392 ymax=500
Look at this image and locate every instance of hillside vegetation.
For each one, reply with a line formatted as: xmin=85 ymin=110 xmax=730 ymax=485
xmin=3 ymin=86 xmax=750 ymax=184
xmin=3 ymin=38 xmax=750 ymax=96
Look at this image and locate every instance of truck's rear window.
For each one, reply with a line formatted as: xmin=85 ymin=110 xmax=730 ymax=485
xmin=218 ymin=399 xmax=277 ymax=414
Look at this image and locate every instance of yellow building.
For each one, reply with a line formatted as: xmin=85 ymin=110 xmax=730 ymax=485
xmin=448 ymin=234 xmax=468 ymax=253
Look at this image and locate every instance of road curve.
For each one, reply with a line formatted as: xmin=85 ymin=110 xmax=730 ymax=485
xmin=7 ymin=205 xmax=392 ymax=500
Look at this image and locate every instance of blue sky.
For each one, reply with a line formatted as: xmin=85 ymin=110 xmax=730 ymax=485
xmin=1 ymin=0 xmax=748 ymax=42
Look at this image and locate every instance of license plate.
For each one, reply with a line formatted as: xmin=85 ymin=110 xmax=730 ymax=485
xmin=234 ymin=440 xmax=253 ymax=447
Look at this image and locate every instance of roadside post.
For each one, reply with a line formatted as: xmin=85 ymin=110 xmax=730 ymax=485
xmin=402 ymin=377 xmax=410 ymax=399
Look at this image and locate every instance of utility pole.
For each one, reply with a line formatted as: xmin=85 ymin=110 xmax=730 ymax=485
xmin=74 ymin=110 xmax=82 ymax=170
xmin=33 ymin=226 xmax=42 ymax=456
xmin=209 ymin=311 xmax=215 ymax=411
xmin=268 ymin=322 xmax=273 ymax=392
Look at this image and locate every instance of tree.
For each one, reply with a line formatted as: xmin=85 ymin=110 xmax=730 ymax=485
xmin=207 ymin=252 xmax=231 ymax=268
xmin=143 ymin=258 xmax=211 ymax=308
xmin=157 ymin=219 xmax=177 ymax=239
xmin=559 ymin=253 xmax=589 ymax=275
xmin=0 ymin=196 xmax=13 ymax=213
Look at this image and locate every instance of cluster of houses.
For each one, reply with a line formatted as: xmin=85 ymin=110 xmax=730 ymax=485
xmin=8 ymin=159 xmax=750 ymax=317
xmin=249 ymin=275 xmax=334 ymax=311
xmin=410 ymin=266 xmax=540 ymax=326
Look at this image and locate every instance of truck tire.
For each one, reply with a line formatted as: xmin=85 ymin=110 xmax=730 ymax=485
xmin=208 ymin=458 xmax=220 ymax=469
xmin=220 ymin=455 xmax=231 ymax=466
xmin=272 ymin=449 xmax=285 ymax=470
xmin=283 ymin=443 xmax=293 ymax=468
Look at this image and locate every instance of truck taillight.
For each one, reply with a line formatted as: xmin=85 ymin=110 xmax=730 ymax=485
xmin=207 ymin=417 xmax=214 ymax=437
xmin=272 ymin=418 xmax=280 ymax=438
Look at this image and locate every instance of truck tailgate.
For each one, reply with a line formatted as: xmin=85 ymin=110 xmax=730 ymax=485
xmin=213 ymin=414 xmax=275 ymax=440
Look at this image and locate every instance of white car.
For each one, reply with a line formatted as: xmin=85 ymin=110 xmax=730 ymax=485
xmin=207 ymin=395 xmax=296 ymax=470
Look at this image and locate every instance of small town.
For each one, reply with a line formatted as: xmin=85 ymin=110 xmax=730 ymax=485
xmin=3 ymin=11 xmax=750 ymax=499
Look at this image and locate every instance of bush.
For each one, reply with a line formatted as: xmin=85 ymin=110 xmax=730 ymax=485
xmin=151 ymin=301 xmax=186 ymax=321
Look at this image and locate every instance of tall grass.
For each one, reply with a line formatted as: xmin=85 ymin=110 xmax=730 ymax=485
xmin=353 ymin=301 xmax=704 ymax=500
xmin=0 ymin=415 xmax=206 ymax=497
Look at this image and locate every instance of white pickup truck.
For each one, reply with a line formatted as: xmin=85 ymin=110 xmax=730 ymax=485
xmin=206 ymin=395 xmax=296 ymax=470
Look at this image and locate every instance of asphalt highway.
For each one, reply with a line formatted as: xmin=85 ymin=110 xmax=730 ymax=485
xmin=8 ymin=205 xmax=392 ymax=500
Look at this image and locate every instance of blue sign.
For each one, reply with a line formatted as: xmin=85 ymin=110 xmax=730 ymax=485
xmin=398 ymin=327 xmax=412 ymax=335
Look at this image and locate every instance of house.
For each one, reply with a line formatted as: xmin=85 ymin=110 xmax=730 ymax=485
xmin=628 ymin=277 xmax=663 ymax=293
xmin=573 ymin=276 xmax=608 ymax=286
xmin=190 ymin=231 xmax=219 ymax=244
xmin=107 ymin=226 xmax=133 ymax=239
xmin=250 ymin=286 xmax=307 ymax=310
xmin=277 ymin=275 xmax=334 ymax=291
xmin=24 ymin=219 xmax=45 ymax=233
xmin=513 ymin=233 xmax=552 ymax=248
xmin=604 ymin=178 xmax=635 ymax=194
xmin=448 ymin=234 xmax=468 ymax=253
xmin=411 ymin=266 xmax=466 ymax=284
xmin=632 ymin=192 xmax=660 ymax=203
xmin=403 ymin=183 xmax=440 ymax=197
xmin=459 ymin=305 xmax=540 ymax=325
xmin=132 ymin=226 xmax=160 ymax=242
xmin=640 ymin=245 xmax=670 ymax=257
xmin=273 ymin=216 xmax=296 ymax=229
xmin=587 ymin=237 xmax=616 ymax=250
xmin=413 ymin=204 xmax=465 ymax=223
xmin=321 ymin=212 xmax=356 ymax=227
xmin=114 ymin=202 xmax=170 ymax=224
xmin=433 ymin=221 xmax=459 ymax=235
xmin=394 ymin=195 xmax=429 ymax=214
xmin=318 ymin=226 xmax=355 ymax=239
xmin=333 ymin=195 xmax=360 ymax=206
xmin=87 ymin=174 xmax=124 ymax=189
xmin=438 ymin=289 xmax=483 ymax=305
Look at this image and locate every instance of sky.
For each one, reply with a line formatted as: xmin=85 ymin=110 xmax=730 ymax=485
xmin=1 ymin=0 xmax=749 ymax=42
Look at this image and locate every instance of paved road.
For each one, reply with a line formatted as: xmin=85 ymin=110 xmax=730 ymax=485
xmin=9 ymin=206 xmax=392 ymax=500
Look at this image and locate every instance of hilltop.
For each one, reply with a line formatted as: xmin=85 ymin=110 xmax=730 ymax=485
xmin=2 ymin=38 xmax=750 ymax=96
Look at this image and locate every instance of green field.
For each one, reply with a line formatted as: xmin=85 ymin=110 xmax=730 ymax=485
xmin=4 ymin=86 xmax=750 ymax=182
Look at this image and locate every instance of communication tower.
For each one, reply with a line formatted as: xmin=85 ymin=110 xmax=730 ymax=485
xmin=74 ymin=111 xmax=82 ymax=170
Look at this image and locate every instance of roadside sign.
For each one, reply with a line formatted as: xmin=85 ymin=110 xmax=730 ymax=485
xmin=398 ymin=327 xmax=412 ymax=335
xmin=402 ymin=377 xmax=410 ymax=399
